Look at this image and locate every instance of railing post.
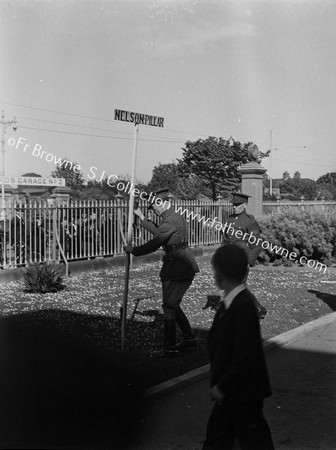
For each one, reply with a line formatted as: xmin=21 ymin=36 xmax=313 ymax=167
xmin=52 ymin=206 xmax=57 ymax=261
xmin=301 ymin=195 xmax=305 ymax=211
xmin=116 ymin=194 xmax=123 ymax=254
xmin=1 ymin=201 xmax=7 ymax=269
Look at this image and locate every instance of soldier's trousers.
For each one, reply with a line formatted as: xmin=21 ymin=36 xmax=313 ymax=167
xmin=244 ymin=267 xmax=267 ymax=315
xmin=161 ymin=278 xmax=194 ymax=348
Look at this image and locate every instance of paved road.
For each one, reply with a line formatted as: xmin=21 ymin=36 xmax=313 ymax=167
xmin=133 ymin=315 xmax=336 ymax=450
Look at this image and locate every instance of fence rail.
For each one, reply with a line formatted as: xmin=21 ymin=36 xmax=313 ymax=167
xmin=0 ymin=199 xmax=232 ymax=269
xmin=2 ymin=198 xmax=335 ymax=270
xmin=263 ymin=200 xmax=336 ymax=215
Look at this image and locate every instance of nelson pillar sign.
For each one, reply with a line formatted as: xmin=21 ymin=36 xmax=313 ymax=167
xmin=114 ymin=109 xmax=164 ymax=128
xmin=114 ymin=107 xmax=164 ymax=351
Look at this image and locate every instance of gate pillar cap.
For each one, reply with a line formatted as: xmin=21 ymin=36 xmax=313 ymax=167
xmin=237 ymin=162 xmax=267 ymax=175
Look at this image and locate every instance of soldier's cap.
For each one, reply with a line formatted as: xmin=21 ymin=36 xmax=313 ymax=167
xmin=145 ymin=188 xmax=171 ymax=210
xmin=231 ymin=192 xmax=251 ymax=206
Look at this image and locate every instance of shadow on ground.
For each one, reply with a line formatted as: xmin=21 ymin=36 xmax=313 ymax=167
xmin=0 ymin=310 xmax=145 ymax=449
xmin=308 ymin=289 xmax=336 ymax=311
xmin=0 ymin=308 xmax=209 ymax=449
xmin=129 ymin=343 xmax=336 ymax=450
xmin=265 ymin=344 xmax=336 ymax=449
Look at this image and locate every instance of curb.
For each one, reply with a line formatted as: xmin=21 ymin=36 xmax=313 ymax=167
xmin=263 ymin=311 xmax=336 ymax=352
xmin=0 ymin=246 xmax=213 ymax=283
xmin=145 ymin=364 xmax=210 ymax=400
xmin=145 ymin=312 xmax=336 ymax=400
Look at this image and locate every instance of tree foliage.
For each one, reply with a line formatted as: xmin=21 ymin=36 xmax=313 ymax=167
xmin=315 ymin=183 xmax=336 ymax=200
xmin=87 ymin=178 xmax=121 ymax=199
xmin=148 ymin=162 xmax=208 ymax=199
xmin=77 ymin=174 xmax=147 ymax=200
xmin=148 ymin=162 xmax=180 ymax=193
xmin=174 ymin=174 xmax=211 ymax=199
xmin=280 ymin=179 xmax=317 ymax=200
xmin=78 ymin=179 xmax=115 ymax=200
xmin=177 ymin=137 xmax=269 ymax=200
xmin=316 ymin=172 xmax=336 ymax=185
xmin=50 ymin=157 xmax=85 ymax=194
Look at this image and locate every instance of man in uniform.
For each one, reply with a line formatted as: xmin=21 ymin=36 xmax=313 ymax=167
xmin=124 ymin=188 xmax=199 ymax=358
xmin=222 ymin=192 xmax=267 ymax=318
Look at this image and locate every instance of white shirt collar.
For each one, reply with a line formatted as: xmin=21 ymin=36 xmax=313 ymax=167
xmin=221 ymin=284 xmax=246 ymax=310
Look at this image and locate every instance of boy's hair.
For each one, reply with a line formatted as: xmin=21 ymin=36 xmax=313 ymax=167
xmin=212 ymin=244 xmax=248 ymax=282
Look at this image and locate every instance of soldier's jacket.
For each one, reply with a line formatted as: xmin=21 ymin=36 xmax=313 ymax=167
xmin=222 ymin=210 xmax=262 ymax=266
xmin=132 ymin=208 xmax=199 ymax=281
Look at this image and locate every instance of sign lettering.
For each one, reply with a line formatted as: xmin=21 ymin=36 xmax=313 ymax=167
xmin=0 ymin=177 xmax=66 ymax=186
xmin=114 ymin=109 xmax=164 ymax=128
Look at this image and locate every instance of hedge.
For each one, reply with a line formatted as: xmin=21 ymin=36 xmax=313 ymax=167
xmin=258 ymin=210 xmax=336 ymax=266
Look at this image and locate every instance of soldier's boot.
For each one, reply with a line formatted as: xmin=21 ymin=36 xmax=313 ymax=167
xmin=151 ymin=319 xmax=178 ymax=358
xmin=175 ymin=308 xmax=197 ymax=350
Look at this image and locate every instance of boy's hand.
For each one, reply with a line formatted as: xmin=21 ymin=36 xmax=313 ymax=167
xmin=202 ymin=295 xmax=221 ymax=310
xmin=209 ymin=385 xmax=224 ymax=405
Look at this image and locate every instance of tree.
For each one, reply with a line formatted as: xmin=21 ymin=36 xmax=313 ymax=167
xmin=262 ymin=173 xmax=279 ymax=200
xmin=148 ymin=162 xmax=179 ymax=193
xmin=315 ymin=172 xmax=336 ymax=199
xmin=178 ymin=137 xmax=269 ymax=200
xmin=315 ymin=183 xmax=336 ymax=200
xmin=317 ymin=172 xmax=336 ymax=185
xmin=77 ymin=181 xmax=113 ymax=200
xmin=50 ymin=157 xmax=85 ymax=195
xmin=174 ymin=174 xmax=210 ymax=199
xmin=83 ymin=179 xmax=116 ymax=200
xmin=78 ymin=174 xmax=148 ymax=200
xmin=280 ymin=178 xmax=317 ymax=200
xmin=148 ymin=162 xmax=209 ymax=199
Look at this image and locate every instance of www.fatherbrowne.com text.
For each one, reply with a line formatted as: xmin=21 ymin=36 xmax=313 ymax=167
xmin=10 ymin=136 xmax=326 ymax=273
xmin=175 ymin=205 xmax=328 ymax=274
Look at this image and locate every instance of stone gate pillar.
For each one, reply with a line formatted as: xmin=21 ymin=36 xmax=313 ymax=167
xmin=237 ymin=162 xmax=267 ymax=218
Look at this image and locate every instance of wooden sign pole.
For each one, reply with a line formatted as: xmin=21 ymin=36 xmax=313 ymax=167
xmin=121 ymin=124 xmax=139 ymax=352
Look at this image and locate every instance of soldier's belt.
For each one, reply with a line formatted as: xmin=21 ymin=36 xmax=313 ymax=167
xmin=164 ymin=242 xmax=188 ymax=252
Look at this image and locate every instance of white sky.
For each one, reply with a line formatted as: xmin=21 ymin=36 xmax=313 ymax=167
xmin=1 ymin=0 xmax=335 ymax=183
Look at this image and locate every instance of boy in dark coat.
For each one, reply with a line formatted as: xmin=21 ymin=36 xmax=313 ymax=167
xmin=203 ymin=244 xmax=274 ymax=450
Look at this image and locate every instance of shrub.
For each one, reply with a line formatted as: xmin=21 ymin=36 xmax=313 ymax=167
xmin=24 ymin=261 xmax=66 ymax=294
xmin=258 ymin=210 xmax=336 ymax=266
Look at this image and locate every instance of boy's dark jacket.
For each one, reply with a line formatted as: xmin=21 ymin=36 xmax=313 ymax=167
xmin=208 ymin=288 xmax=272 ymax=404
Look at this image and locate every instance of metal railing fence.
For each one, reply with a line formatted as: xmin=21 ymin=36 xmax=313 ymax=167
xmin=2 ymin=198 xmax=336 ymax=269
xmin=0 ymin=199 xmax=232 ymax=269
xmin=263 ymin=200 xmax=336 ymax=215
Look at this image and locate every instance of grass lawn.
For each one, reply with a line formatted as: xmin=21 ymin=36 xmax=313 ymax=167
xmin=0 ymin=253 xmax=335 ymax=389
